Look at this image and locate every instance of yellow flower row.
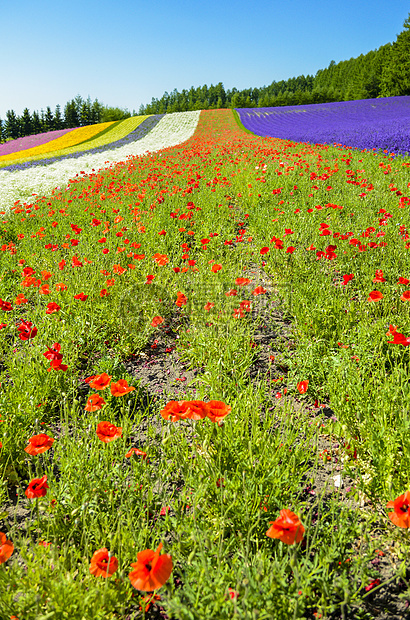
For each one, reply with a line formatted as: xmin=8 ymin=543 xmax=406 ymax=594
xmin=0 ymin=122 xmax=115 ymax=163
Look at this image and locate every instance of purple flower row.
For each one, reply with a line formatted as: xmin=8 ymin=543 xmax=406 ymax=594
xmin=236 ymin=96 xmax=410 ymax=156
xmin=1 ymin=115 xmax=165 ymax=172
xmin=0 ymin=128 xmax=77 ymax=157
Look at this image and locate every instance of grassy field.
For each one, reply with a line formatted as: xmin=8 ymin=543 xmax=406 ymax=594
xmin=0 ymin=108 xmax=410 ymax=619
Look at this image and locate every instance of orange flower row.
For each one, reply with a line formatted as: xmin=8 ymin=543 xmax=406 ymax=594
xmin=160 ymin=400 xmax=231 ymax=424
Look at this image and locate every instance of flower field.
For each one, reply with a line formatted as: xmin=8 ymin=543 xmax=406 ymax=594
xmin=237 ymin=96 xmax=410 ymax=157
xmin=0 ymin=112 xmax=199 ymax=212
xmin=0 ymin=128 xmax=77 ymax=158
xmin=0 ymin=121 xmax=116 ymax=163
xmin=0 ymin=105 xmax=410 ymax=618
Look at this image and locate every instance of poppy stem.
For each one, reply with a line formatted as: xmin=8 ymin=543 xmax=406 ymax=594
xmin=35 ymin=498 xmax=40 ymax=531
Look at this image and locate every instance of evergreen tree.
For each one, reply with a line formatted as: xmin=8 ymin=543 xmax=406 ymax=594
xmin=91 ymin=99 xmax=103 ymax=123
xmin=32 ymin=110 xmax=41 ymax=134
xmin=0 ymin=118 xmax=4 ymax=142
xmin=40 ymin=109 xmax=46 ymax=132
xmin=5 ymin=110 xmax=20 ymax=140
xmin=80 ymin=100 xmax=91 ymax=126
xmin=54 ymin=104 xmax=63 ymax=129
xmin=64 ymin=100 xmax=79 ymax=128
xmin=44 ymin=106 xmax=54 ymax=131
xmin=380 ymin=13 xmax=410 ymax=96
xmin=21 ymin=108 xmax=33 ymax=135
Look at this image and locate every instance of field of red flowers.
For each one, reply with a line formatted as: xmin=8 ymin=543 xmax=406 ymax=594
xmin=1 ymin=108 xmax=410 ymax=619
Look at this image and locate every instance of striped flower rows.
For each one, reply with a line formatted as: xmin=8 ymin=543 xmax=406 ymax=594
xmin=0 ymin=111 xmax=200 ymax=214
xmin=0 ymin=128 xmax=77 ymax=158
xmin=0 ymin=122 xmax=115 ymax=164
xmin=0 ymin=116 xmax=151 ymax=168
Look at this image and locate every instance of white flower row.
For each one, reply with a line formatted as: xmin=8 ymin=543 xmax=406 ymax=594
xmin=0 ymin=111 xmax=201 ymax=214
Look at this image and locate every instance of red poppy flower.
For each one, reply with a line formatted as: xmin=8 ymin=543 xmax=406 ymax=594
xmin=153 ymin=253 xmax=169 ymax=266
xmin=22 ymin=266 xmax=35 ymax=277
xmin=252 ymin=286 xmax=267 ymax=296
xmin=342 ymin=274 xmax=354 ymax=286
xmin=15 ymin=293 xmax=28 ymax=305
xmin=400 ymin=291 xmax=410 ymax=302
xmin=129 ymin=542 xmax=173 ymax=591
xmin=39 ymin=284 xmax=50 ymax=295
xmin=89 ymin=373 xmax=112 ymax=390
xmin=286 ymin=246 xmax=295 ymax=254
xmin=126 ymin=447 xmax=147 ymax=459
xmin=398 ymin=277 xmax=410 ymax=285
xmin=387 ymin=491 xmax=410 ymax=528
xmin=160 ymin=400 xmax=209 ymax=422
xmin=204 ymin=302 xmax=214 ymax=311
xmin=25 ymin=474 xmax=49 ymax=499
xmin=297 ymin=380 xmax=309 ymax=394
xmin=207 ymin=400 xmax=231 ymax=423
xmin=46 ymin=302 xmax=61 ymax=314
xmin=260 ymin=247 xmax=269 ymax=255
xmin=387 ymin=332 xmax=410 ymax=346
xmin=113 ymin=264 xmax=126 ymax=275
xmin=24 ymin=433 xmax=54 ymax=455
xmin=100 ymin=289 xmax=109 ymax=297
xmin=225 ymin=289 xmax=237 ymax=296
xmin=17 ymin=320 xmax=37 ymax=340
xmin=96 ymin=421 xmax=123 ymax=443
xmin=0 ymin=532 xmax=14 ymax=564
xmin=367 ymin=290 xmax=383 ymax=302
xmin=89 ymin=548 xmax=118 ymax=577
xmin=74 ymin=292 xmax=88 ymax=301
xmin=266 ymin=509 xmax=305 ymax=544
xmin=85 ymin=393 xmax=106 ymax=412
xmin=175 ymin=292 xmax=187 ymax=307
xmin=386 ymin=324 xmax=397 ymax=337
xmin=0 ymin=299 xmax=13 ymax=311
xmin=110 ymin=379 xmax=135 ymax=397
xmin=151 ymin=316 xmax=164 ymax=327
xmin=365 ymin=578 xmax=381 ymax=592
xmin=235 ymin=278 xmax=250 ymax=286
xmin=373 ymin=270 xmax=386 ymax=283
xmin=211 ymin=264 xmax=222 ymax=273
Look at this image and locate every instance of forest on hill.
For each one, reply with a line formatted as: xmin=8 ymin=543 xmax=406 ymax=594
xmin=1 ymin=12 xmax=409 ymax=142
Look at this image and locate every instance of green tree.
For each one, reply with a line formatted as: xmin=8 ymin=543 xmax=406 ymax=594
xmin=5 ymin=110 xmax=20 ymax=140
xmin=91 ymin=99 xmax=103 ymax=123
xmin=380 ymin=13 xmax=410 ymax=96
xmin=80 ymin=99 xmax=91 ymax=126
xmin=54 ymin=104 xmax=63 ymax=130
xmin=44 ymin=106 xmax=54 ymax=131
xmin=21 ymin=108 xmax=33 ymax=135
xmin=31 ymin=110 xmax=41 ymax=134
xmin=100 ymin=106 xmax=130 ymax=122
xmin=64 ymin=100 xmax=79 ymax=128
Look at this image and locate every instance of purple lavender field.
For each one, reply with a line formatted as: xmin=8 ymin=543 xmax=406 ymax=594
xmin=0 ymin=127 xmax=76 ymax=157
xmin=237 ymin=96 xmax=410 ymax=156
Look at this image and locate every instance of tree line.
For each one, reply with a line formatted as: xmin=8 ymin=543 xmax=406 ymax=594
xmin=2 ymin=13 xmax=409 ymax=142
xmin=138 ymin=12 xmax=410 ymax=114
xmin=0 ymin=95 xmax=133 ymax=143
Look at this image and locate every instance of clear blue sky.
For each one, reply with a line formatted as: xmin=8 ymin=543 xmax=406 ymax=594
xmin=0 ymin=0 xmax=408 ymax=118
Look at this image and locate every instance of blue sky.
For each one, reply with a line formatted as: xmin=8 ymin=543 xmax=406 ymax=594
xmin=0 ymin=0 xmax=408 ymax=118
